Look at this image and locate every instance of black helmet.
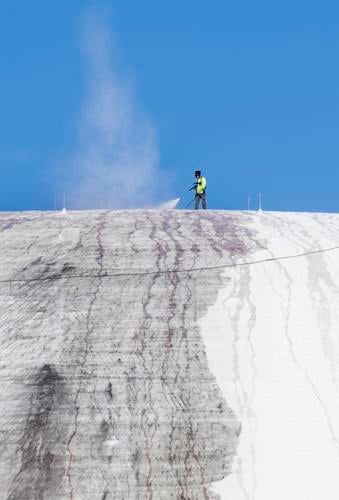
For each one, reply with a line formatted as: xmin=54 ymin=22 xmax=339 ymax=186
xmin=195 ymin=170 xmax=201 ymax=176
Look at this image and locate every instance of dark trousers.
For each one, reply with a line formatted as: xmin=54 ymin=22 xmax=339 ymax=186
xmin=195 ymin=193 xmax=207 ymax=209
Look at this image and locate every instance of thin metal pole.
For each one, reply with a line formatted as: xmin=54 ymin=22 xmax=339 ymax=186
xmin=258 ymin=192 xmax=262 ymax=211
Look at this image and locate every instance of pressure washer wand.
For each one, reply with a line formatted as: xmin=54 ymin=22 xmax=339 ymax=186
xmin=183 ymin=198 xmax=195 ymax=209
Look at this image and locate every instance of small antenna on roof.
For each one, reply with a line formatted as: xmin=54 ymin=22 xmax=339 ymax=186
xmin=247 ymin=196 xmax=251 ymax=211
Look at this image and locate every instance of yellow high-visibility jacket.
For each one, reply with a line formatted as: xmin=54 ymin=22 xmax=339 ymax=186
xmin=196 ymin=176 xmax=207 ymax=194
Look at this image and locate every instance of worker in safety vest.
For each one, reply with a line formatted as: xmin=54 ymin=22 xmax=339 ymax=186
xmin=191 ymin=170 xmax=207 ymax=209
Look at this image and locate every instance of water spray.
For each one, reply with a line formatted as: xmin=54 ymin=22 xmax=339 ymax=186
xmin=158 ymin=198 xmax=180 ymax=209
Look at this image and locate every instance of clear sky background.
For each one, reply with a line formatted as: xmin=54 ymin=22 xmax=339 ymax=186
xmin=1 ymin=0 xmax=338 ymax=212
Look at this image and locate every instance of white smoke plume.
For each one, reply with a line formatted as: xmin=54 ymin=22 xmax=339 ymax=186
xmin=67 ymin=8 xmax=167 ymax=209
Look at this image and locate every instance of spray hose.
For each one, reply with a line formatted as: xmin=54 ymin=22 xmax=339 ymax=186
xmin=183 ymin=198 xmax=195 ymax=209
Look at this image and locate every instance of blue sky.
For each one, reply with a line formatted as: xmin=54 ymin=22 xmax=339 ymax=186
xmin=1 ymin=0 xmax=338 ymax=212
